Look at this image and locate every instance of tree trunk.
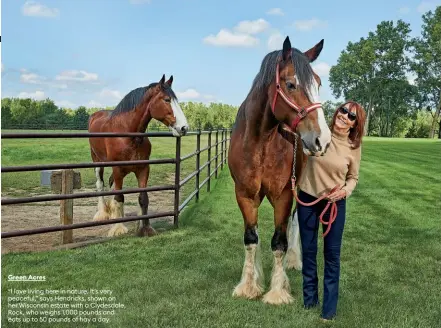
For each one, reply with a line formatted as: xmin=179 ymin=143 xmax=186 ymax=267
xmin=365 ymin=96 xmax=374 ymax=136
xmin=429 ymin=93 xmax=441 ymax=138
xmin=438 ymin=119 xmax=441 ymax=139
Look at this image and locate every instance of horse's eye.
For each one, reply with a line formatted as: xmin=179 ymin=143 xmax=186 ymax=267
xmin=286 ymin=82 xmax=296 ymax=90
xmin=164 ymin=98 xmax=171 ymax=103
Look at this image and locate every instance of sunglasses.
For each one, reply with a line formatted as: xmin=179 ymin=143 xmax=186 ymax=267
xmin=338 ymin=106 xmax=357 ymax=121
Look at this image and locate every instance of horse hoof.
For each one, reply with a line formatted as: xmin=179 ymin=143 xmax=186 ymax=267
xmin=93 ymin=211 xmax=110 ymax=221
xmin=137 ymin=226 xmax=157 ymax=237
xmin=107 ymin=223 xmax=128 ymax=237
xmin=262 ymin=289 xmax=294 ymax=305
xmin=232 ymin=281 xmax=264 ymax=300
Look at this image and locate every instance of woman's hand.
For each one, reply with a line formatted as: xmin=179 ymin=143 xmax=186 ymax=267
xmin=327 ymin=189 xmax=347 ymax=202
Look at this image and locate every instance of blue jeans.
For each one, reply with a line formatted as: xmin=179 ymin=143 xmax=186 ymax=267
xmin=297 ymin=189 xmax=346 ymax=320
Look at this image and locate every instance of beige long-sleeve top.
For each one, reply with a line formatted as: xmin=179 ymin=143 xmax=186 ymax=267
xmin=299 ymin=129 xmax=362 ymax=198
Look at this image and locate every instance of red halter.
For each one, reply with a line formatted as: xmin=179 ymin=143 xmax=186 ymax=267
xmin=271 ymin=61 xmax=322 ymax=131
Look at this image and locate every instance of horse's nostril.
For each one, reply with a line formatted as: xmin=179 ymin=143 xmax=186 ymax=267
xmin=181 ymin=126 xmax=188 ymax=135
xmin=315 ymin=137 xmax=322 ymax=151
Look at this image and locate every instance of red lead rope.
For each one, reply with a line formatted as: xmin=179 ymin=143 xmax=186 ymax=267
xmin=291 ymin=178 xmax=340 ymax=238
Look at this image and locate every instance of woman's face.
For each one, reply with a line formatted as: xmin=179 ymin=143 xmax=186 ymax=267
xmin=334 ymin=105 xmax=357 ymax=132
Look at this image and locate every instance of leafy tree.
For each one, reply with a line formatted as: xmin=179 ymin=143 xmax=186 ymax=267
xmin=72 ymin=106 xmax=90 ymax=129
xmin=410 ymin=6 xmax=441 ymax=138
xmin=405 ymin=110 xmax=433 ymax=138
xmin=322 ymin=100 xmax=343 ymax=124
xmin=1 ymin=98 xmax=14 ymax=128
xmin=329 ymin=20 xmax=414 ymax=136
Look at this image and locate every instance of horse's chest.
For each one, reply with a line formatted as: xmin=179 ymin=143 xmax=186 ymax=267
xmin=111 ymin=138 xmax=151 ymax=161
xmin=260 ymin=142 xmax=292 ymax=193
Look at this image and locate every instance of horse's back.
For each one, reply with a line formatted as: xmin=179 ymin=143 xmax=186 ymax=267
xmin=88 ymin=110 xmax=112 ymax=132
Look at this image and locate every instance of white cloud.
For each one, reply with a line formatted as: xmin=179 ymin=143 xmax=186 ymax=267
xmin=176 ymin=89 xmax=216 ymax=102
xmin=203 ymin=29 xmax=260 ymax=47
xmin=1 ymin=63 xmax=4 ymax=72
xmin=312 ymin=62 xmax=331 ymax=77
xmin=399 ymin=6 xmax=411 ymax=14
xmin=267 ymin=31 xmax=285 ymax=51
xmin=129 ymin=0 xmax=151 ymax=4
xmin=19 ymin=69 xmax=69 ymax=89
xmin=87 ymin=100 xmax=104 ymax=108
xmin=56 ymin=100 xmax=77 ymax=108
xmin=55 ymin=70 xmax=99 ymax=82
xmin=417 ymin=1 xmax=439 ymax=13
xmin=234 ymin=19 xmax=270 ymax=35
xmin=177 ymin=89 xmax=201 ymax=99
xmin=267 ymin=8 xmax=284 ymax=16
xmin=22 ymin=1 xmax=59 ymax=18
xmin=20 ymin=71 xmax=45 ymax=84
xmin=18 ymin=90 xmax=46 ymax=100
xmin=203 ymin=18 xmax=269 ymax=47
xmin=99 ymin=89 xmax=122 ymax=100
xmin=293 ymin=18 xmax=327 ymax=31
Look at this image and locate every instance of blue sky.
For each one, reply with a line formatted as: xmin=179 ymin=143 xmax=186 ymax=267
xmin=1 ymin=0 xmax=440 ymax=109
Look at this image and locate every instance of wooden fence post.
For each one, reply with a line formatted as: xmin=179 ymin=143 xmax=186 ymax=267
xmin=207 ymin=130 xmax=212 ymax=192
xmin=196 ymin=130 xmax=201 ymax=202
xmin=215 ymin=130 xmax=219 ymax=179
xmin=174 ymin=137 xmax=182 ymax=227
xmin=221 ymin=129 xmax=224 ymax=170
xmin=60 ymin=169 xmax=74 ymax=244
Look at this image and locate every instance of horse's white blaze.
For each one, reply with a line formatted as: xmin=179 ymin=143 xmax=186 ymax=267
xmin=171 ymin=98 xmax=189 ymax=133
xmin=308 ymin=79 xmax=331 ymax=148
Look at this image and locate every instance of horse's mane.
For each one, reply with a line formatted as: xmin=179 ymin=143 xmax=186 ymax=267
xmin=110 ymin=83 xmax=177 ymax=117
xmin=234 ymin=48 xmax=314 ymax=128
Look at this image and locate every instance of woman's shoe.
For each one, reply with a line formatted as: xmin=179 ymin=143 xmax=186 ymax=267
xmin=320 ymin=316 xmax=335 ymax=323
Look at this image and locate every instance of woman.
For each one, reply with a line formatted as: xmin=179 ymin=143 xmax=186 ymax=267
xmin=297 ymin=101 xmax=366 ymax=321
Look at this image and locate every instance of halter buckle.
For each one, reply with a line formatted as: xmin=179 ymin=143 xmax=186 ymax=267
xmin=298 ymin=108 xmax=307 ymax=118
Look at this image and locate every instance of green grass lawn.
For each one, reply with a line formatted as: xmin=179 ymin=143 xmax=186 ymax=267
xmin=1 ymin=129 xmax=230 ymax=206
xmin=2 ymin=137 xmax=441 ymax=328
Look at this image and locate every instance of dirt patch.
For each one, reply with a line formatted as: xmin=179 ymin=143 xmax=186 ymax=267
xmin=1 ymin=189 xmax=175 ymax=254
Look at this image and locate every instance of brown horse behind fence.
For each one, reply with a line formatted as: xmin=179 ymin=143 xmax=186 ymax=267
xmin=88 ymin=75 xmax=189 ymax=237
xmin=228 ymin=36 xmax=332 ymax=305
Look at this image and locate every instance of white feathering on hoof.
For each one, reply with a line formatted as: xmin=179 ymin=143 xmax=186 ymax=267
xmin=232 ymin=241 xmax=264 ymax=299
xmin=107 ymin=200 xmax=128 ymax=237
xmin=262 ymin=250 xmax=293 ymax=305
xmin=285 ymin=211 xmax=303 ymax=271
xmin=93 ymin=168 xmax=110 ymax=221
xmin=108 ymin=223 xmax=128 ymax=237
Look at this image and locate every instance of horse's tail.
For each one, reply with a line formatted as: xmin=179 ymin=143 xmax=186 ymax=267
xmin=109 ymin=173 xmax=114 ymax=188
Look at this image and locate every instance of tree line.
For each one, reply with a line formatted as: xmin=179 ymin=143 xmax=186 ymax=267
xmin=0 ymin=97 xmax=239 ymax=131
xmin=1 ymin=7 xmax=439 ymax=138
xmin=329 ymin=6 xmax=440 ymax=138
xmin=1 ymin=96 xmax=434 ymax=138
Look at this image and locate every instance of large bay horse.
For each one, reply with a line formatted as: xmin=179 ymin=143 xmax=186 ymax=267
xmin=228 ymin=36 xmax=332 ymax=305
xmin=88 ymin=75 xmax=189 ymax=237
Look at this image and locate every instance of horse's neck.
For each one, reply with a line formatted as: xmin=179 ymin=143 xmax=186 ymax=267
xmin=130 ymin=100 xmax=153 ymax=133
xmin=245 ymin=91 xmax=279 ymax=141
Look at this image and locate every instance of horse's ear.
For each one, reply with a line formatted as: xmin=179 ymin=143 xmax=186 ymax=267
xmin=304 ymin=39 xmax=324 ymax=63
xmin=166 ymin=75 xmax=173 ymax=86
xmin=159 ymin=74 xmax=166 ymax=85
xmin=282 ymin=36 xmax=292 ymax=61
